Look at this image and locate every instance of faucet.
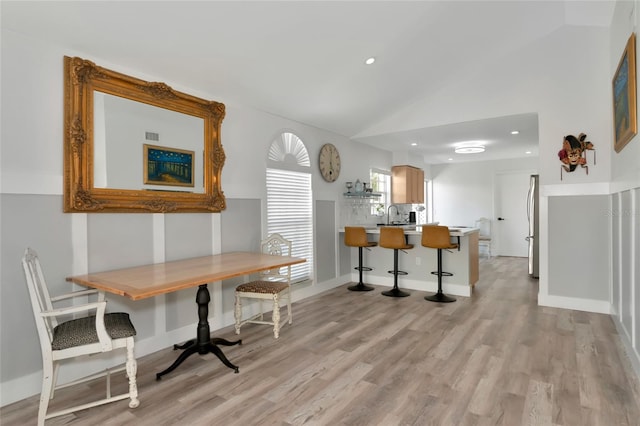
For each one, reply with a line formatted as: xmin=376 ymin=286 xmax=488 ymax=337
xmin=387 ymin=204 xmax=400 ymax=225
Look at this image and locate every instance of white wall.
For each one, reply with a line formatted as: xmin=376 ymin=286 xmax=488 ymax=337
xmin=0 ymin=29 xmax=392 ymax=405
xmin=431 ymin=157 xmax=538 ymax=228
xmin=608 ymin=0 xmax=640 ymax=381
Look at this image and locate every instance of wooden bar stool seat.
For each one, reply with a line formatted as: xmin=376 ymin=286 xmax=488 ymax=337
xmin=379 ymin=227 xmax=413 ymax=297
xmin=421 ymin=225 xmax=457 ymax=303
xmin=344 ymin=227 xmax=377 ymax=291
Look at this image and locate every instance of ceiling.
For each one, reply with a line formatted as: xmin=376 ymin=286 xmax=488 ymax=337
xmin=1 ymin=1 xmax=614 ymax=164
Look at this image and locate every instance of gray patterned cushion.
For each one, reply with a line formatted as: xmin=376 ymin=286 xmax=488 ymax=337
xmin=236 ymin=280 xmax=289 ymax=294
xmin=52 ymin=312 xmax=136 ymax=350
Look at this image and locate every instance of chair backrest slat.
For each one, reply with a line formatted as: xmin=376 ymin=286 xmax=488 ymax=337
xmin=259 ymin=233 xmax=292 ymax=282
xmin=22 ymin=248 xmax=56 ymax=349
xmin=475 ymin=217 xmax=491 ymax=239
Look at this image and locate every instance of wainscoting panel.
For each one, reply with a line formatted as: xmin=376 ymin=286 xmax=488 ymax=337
xmin=612 ymin=187 xmax=640 ymax=380
xmin=315 ymin=200 xmax=336 ymax=283
xmin=164 ymin=213 xmax=214 ymax=331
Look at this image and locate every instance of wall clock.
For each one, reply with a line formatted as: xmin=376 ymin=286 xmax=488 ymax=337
xmin=318 ymin=143 xmax=341 ymax=182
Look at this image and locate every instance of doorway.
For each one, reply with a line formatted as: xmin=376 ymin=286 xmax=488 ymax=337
xmin=495 ymin=171 xmax=533 ymax=257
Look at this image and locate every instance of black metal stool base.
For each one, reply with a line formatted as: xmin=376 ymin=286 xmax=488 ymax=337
xmin=349 ymin=248 xmax=375 ymax=292
xmin=382 ymin=287 xmax=410 ymax=297
xmin=425 ymin=292 xmax=456 ymax=303
xmin=383 ymin=248 xmax=410 ymax=297
xmin=425 ymin=248 xmax=456 ymax=304
xmin=349 ymin=265 xmax=374 ymax=291
xmin=348 ymin=282 xmax=375 ymax=291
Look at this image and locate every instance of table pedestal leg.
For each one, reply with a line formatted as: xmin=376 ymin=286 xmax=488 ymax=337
xmin=156 ymin=284 xmax=242 ymax=380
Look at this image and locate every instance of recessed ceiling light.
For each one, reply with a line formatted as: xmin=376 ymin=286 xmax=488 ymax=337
xmin=511 ymin=130 xmax=520 ymax=135
xmin=365 ymin=57 xmax=376 ymax=65
xmin=525 ymin=151 xmax=532 ymax=154
xmin=448 ymin=158 xmax=453 ymax=161
xmin=410 ymin=142 xmax=418 ymax=146
xmin=455 ymin=145 xmax=485 ymax=154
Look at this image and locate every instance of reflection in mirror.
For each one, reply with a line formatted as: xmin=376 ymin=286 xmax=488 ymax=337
xmin=63 ymin=56 xmax=226 ymax=213
xmin=93 ymin=92 xmax=204 ymax=193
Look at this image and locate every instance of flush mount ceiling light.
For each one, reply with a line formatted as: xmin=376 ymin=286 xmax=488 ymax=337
xmin=511 ymin=130 xmax=520 ymax=135
xmin=365 ymin=57 xmax=376 ymax=65
xmin=454 ymin=145 xmax=485 ymax=154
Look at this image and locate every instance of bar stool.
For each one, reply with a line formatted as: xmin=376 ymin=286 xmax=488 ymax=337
xmin=344 ymin=226 xmax=377 ymax=291
xmin=379 ymin=227 xmax=414 ymax=297
xmin=421 ymin=225 xmax=457 ymax=303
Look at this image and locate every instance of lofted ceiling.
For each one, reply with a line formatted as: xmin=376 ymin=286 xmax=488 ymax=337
xmin=1 ymin=1 xmax=614 ymax=164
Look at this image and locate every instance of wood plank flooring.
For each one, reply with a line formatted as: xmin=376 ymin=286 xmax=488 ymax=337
xmin=3 ymin=256 xmax=640 ymax=425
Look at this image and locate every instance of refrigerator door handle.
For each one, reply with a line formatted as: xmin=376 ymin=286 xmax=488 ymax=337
xmin=527 ymin=186 xmax=532 ymax=221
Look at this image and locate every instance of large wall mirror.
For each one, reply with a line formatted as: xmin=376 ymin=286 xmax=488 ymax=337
xmin=64 ymin=56 xmax=226 ymax=212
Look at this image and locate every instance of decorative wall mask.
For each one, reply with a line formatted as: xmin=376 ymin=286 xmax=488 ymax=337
xmin=557 ymin=133 xmax=595 ymax=180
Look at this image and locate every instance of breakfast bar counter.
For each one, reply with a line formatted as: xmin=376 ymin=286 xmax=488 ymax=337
xmin=339 ymin=225 xmax=479 ymax=297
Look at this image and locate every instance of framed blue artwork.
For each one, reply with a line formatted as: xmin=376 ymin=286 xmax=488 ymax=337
xmin=613 ymin=33 xmax=637 ymax=153
xmin=144 ymin=144 xmax=195 ymax=187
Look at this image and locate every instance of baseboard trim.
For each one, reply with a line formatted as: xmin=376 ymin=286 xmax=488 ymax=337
xmin=538 ymin=293 xmax=612 ymax=314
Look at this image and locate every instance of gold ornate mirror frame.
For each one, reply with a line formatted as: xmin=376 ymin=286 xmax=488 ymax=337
xmin=64 ymin=56 xmax=226 ymax=213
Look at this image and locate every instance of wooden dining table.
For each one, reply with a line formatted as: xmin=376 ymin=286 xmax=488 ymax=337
xmin=66 ymin=252 xmax=306 ymax=379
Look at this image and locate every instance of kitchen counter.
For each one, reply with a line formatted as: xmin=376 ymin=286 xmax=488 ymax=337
xmin=350 ymin=225 xmax=478 ymax=237
xmin=339 ymin=225 xmax=479 ymax=297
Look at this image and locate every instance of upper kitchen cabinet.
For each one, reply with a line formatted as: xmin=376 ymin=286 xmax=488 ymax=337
xmin=391 ymin=165 xmax=424 ymax=204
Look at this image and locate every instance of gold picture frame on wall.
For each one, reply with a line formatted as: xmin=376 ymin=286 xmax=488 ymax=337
xmin=612 ymin=33 xmax=637 ymax=153
xmin=63 ymin=56 xmax=226 ymax=213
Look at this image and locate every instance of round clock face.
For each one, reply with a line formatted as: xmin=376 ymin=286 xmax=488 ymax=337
xmin=318 ymin=143 xmax=341 ymax=182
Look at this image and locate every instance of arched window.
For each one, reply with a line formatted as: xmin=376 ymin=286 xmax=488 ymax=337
xmin=266 ymin=132 xmax=313 ymax=282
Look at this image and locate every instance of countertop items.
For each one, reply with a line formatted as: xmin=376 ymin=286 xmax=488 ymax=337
xmin=340 ymin=225 xmax=479 ymax=237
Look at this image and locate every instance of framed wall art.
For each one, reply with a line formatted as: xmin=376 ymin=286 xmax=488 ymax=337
xmin=612 ymin=33 xmax=637 ymax=153
xmin=143 ymin=144 xmax=195 ymax=187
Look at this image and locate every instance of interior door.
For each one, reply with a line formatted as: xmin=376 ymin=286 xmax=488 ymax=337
xmin=496 ymin=171 xmax=531 ymax=257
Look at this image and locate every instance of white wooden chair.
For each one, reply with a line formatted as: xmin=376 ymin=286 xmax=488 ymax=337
xmin=475 ymin=217 xmax=492 ymax=258
xmin=234 ymin=234 xmax=292 ymax=339
xmin=21 ymin=248 xmax=139 ymax=425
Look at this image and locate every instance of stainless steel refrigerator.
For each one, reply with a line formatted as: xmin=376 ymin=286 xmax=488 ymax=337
xmin=526 ymin=174 xmax=539 ymax=278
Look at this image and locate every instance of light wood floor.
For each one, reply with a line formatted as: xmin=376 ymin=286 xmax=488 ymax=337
xmin=3 ymin=256 xmax=640 ymax=425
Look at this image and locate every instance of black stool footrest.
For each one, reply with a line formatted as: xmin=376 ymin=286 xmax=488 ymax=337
xmin=355 ymin=266 xmax=373 ymax=272
xmin=430 ymin=271 xmax=453 ymax=277
xmin=388 ymin=270 xmax=408 ymax=276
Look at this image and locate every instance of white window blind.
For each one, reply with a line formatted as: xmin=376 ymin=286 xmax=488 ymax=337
xmin=266 ymin=168 xmax=313 ymax=283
